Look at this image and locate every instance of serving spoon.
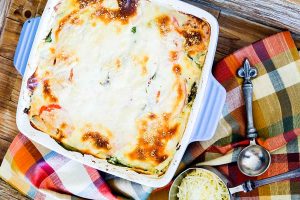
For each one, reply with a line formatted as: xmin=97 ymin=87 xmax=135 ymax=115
xmin=237 ymin=59 xmax=271 ymax=176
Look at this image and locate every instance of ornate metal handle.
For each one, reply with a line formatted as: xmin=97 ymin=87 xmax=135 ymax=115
xmin=242 ymin=168 xmax=300 ymax=192
xmin=238 ymin=59 xmax=258 ymax=140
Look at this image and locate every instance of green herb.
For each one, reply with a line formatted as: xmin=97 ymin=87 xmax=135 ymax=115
xmin=187 ymin=52 xmax=206 ymax=69
xmin=107 ymin=156 xmax=118 ymax=164
xmin=107 ymin=156 xmax=128 ymax=167
xmin=187 ymin=54 xmax=193 ymax=61
xmin=45 ymin=29 xmax=52 ymax=42
xmin=195 ymin=62 xmax=201 ymax=69
xmin=188 ymin=82 xmax=197 ymax=103
xmin=57 ymin=141 xmax=82 ymax=153
xmin=131 ymin=26 xmax=137 ymax=33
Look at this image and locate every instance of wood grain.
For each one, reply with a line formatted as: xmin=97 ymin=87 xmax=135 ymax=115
xmin=215 ymin=11 xmax=280 ymax=61
xmin=0 ymin=178 xmax=30 ymax=200
xmin=191 ymin=0 xmax=300 ymax=35
xmin=183 ymin=0 xmax=220 ymax=18
xmin=7 ymin=0 xmax=47 ymax=23
xmin=0 ymin=18 xmax=22 ymax=60
xmin=0 ymin=56 xmax=17 ymax=101
xmin=0 ymin=0 xmax=11 ymax=36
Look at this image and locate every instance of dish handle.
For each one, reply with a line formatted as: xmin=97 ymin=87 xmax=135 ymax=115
xmin=14 ymin=17 xmax=40 ymax=76
xmin=189 ymin=73 xmax=226 ymax=142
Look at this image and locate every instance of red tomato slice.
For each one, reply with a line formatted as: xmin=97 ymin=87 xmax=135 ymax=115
xmin=39 ymin=104 xmax=61 ymax=115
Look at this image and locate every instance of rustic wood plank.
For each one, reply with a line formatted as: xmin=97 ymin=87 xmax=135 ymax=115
xmin=191 ymin=0 xmax=300 ymax=35
xmin=0 ymin=139 xmax=12 ymax=164
xmin=0 ymin=0 xmax=11 ymax=36
xmin=0 ymin=178 xmax=30 ymax=200
xmin=0 ymin=101 xmax=19 ymax=143
xmin=0 ymin=55 xmax=19 ymax=145
xmin=36 ymin=0 xmax=47 ymax=16
xmin=0 ymin=18 xmax=22 ymax=60
xmin=0 ymin=109 xmax=19 ymax=142
xmin=183 ymin=0 xmax=220 ymax=18
xmin=10 ymin=74 xmax=22 ymax=104
xmin=215 ymin=11 xmax=280 ymax=61
xmin=0 ymin=56 xmax=18 ymax=101
xmin=7 ymin=0 xmax=45 ymax=23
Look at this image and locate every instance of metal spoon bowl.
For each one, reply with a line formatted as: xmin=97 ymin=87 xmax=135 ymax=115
xmin=236 ymin=59 xmax=271 ymax=176
xmin=238 ymin=144 xmax=271 ymax=176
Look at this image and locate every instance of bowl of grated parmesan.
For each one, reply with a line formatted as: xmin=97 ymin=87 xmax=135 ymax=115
xmin=169 ymin=168 xmax=230 ymax=200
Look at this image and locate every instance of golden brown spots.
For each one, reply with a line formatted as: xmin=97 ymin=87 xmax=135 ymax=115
xmin=93 ymin=0 xmax=138 ymax=24
xmin=70 ymin=16 xmax=83 ymax=25
xmin=69 ymin=68 xmax=74 ymax=82
xmin=176 ymin=16 xmax=210 ymax=56
xmin=177 ymin=83 xmax=183 ymax=99
xmin=176 ymin=82 xmax=184 ymax=107
xmin=128 ymin=113 xmax=180 ymax=164
xmin=60 ymin=123 xmax=68 ymax=129
xmin=56 ymin=52 xmax=69 ymax=62
xmin=171 ymin=81 xmax=186 ymax=113
xmin=172 ymin=64 xmax=182 ymax=75
xmin=183 ymin=31 xmax=201 ymax=46
xmin=91 ymin=22 xmax=96 ymax=27
xmin=55 ymin=10 xmax=79 ymax=40
xmin=115 ymin=59 xmax=121 ymax=69
xmin=202 ymin=23 xmax=210 ymax=40
xmin=156 ymin=15 xmax=171 ymax=35
xmin=163 ymin=113 xmax=170 ymax=121
xmin=76 ymin=0 xmax=99 ymax=9
xmin=143 ymin=56 xmax=149 ymax=63
xmin=148 ymin=113 xmax=157 ymax=120
xmin=142 ymin=56 xmax=149 ymax=75
xmin=49 ymin=47 xmax=55 ymax=54
xmin=43 ymin=80 xmax=58 ymax=102
xmin=156 ymin=91 xmax=160 ymax=103
xmin=82 ymin=131 xmax=110 ymax=150
xmin=44 ymin=71 xmax=50 ymax=76
xmin=56 ymin=129 xmax=65 ymax=140
xmin=135 ymin=55 xmax=149 ymax=75
xmin=55 ymin=51 xmax=78 ymax=65
xmin=169 ymin=51 xmax=178 ymax=62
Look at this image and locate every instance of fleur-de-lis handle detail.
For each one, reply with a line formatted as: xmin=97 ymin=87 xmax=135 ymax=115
xmin=237 ymin=59 xmax=258 ymax=140
xmin=238 ymin=59 xmax=258 ymax=83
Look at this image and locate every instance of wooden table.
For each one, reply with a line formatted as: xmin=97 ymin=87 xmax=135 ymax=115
xmin=0 ymin=0 xmax=299 ymax=199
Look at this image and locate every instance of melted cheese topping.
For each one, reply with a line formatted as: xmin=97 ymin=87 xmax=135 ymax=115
xmin=28 ymin=0 xmax=210 ymax=175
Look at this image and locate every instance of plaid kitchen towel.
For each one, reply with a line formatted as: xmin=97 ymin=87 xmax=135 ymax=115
xmin=1 ymin=31 xmax=300 ymax=200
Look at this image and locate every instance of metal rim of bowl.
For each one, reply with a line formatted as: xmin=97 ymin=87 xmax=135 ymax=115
xmin=169 ymin=167 xmax=232 ymax=200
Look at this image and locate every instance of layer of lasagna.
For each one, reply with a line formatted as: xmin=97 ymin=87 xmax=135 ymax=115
xmin=27 ymin=0 xmax=210 ymax=175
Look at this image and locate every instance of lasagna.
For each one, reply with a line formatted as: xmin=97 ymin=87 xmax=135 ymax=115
xmin=27 ymin=0 xmax=210 ymax=175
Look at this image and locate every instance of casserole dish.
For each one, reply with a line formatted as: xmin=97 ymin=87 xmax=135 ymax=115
xmin=14 ymin=0 xmax=225 ymax=187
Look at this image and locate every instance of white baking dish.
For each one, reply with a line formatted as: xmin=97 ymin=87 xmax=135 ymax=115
xmin=15 ymin=0 xmax=224 ymax=187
